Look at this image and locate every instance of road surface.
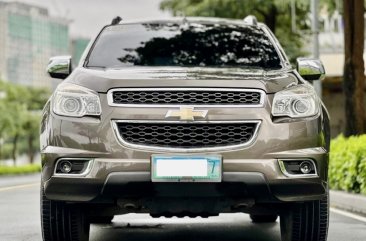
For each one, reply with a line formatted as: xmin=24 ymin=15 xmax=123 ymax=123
xmin=1 ymin=174 xmax=366 ymax=241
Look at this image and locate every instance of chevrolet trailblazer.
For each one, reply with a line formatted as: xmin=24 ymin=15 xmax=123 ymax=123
xmin=41 ymin=16 xmax=330 ymax=241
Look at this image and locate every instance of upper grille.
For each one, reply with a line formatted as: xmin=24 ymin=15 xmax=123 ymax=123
xmin=115 ymin=122 xmax=259 ymax=149
xmin=110 ymin=89 xmax=263 ymax=106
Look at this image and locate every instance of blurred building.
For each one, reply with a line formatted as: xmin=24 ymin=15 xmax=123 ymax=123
xmin=0 ymin=1 xmax=69 ymax=88
xmin=71 ymin=37 xmax=90 ymax=65
xmin=318 ymin=10 xmax=344 ymax=77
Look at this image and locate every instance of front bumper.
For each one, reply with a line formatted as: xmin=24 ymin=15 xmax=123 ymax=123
xmin=41 ymin=94 xmax=329 ymax=204
xmin=42 ymin=148 xmax=328 ymax=203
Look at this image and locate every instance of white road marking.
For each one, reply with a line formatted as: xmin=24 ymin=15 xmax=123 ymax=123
xmin=330 ymin=207 xmax=366 ymax=223
xmin=0 ymin=183 xmax=38 ymax=192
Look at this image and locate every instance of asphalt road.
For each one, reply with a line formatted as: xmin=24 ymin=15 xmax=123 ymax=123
xmin=1 ymin=174 xmax=366 ymax=241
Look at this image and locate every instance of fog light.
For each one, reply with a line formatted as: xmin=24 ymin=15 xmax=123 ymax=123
xmin=60 ymin=161 xmax=72 ymax=173
xmin=300 ymin=161 xmax=312 ymax=174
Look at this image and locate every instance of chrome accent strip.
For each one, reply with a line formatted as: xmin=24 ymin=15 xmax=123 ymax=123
xmin=53 ymin=158 xmax=94 ymax=177
xmin=278 ymin=159 xmax=318 ymax=178
xmin=107 ymin=88 xmax=266 ymax=108
xmin=111 ymin=120 xmax=261 ymax=153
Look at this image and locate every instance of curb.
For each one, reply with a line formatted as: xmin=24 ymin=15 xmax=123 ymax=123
xmin=330 ymin=190 xmax=366 ymax=216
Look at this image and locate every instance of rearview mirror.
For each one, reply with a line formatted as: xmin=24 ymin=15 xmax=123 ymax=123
xmin=296 ymin=58 xmax=325 ymax=82
xmin=47 ymin=56 xmax=72 ymax=79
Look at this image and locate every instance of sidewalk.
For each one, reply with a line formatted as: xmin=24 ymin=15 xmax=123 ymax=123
xmin=330 ymin=190 xmax=366 ymax=216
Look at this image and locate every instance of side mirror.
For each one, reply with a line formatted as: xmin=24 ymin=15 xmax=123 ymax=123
xmin=296 ymin=58 xmax=325 ymax=82
xmin=47 ymin=56 xmax=72 ymax=79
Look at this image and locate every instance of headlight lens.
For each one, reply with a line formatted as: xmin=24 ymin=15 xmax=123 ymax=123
xmin=53 ymin=83 xmax=101 ymax=117
xmin=272 ymin=84 xmax=320 ymax=118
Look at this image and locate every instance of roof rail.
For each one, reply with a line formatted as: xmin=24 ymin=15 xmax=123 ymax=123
xmin=111 ymin=16 xmax=122 ymax=25
xmin=243 ymin=15 xmax=258 ymax=25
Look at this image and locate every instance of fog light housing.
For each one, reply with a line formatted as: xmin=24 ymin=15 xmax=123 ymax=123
xmin=55 ymin=158 xmax=93 ymax=175
xmin=60 ymin=161 xmax=72 ymax=173
xmin=278 ymin=159 xmax=317 ymax=177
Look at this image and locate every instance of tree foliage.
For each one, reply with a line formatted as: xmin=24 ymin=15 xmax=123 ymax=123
xmin=330 ymin=135 xmax=366 ymax=194
xmin=0 ymin=81 xmax=50 ymax=164
xmin=160 ymin=0 xmax=310 ymax=62
xmin=320 ymin=0 xmax=366 ymax=13
xmin=320 ymin=0 xmax=340 ymax=12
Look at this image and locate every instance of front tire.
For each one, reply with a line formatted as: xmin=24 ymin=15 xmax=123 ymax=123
xmin=280 ymin=192 xmax=329 ymax=241
xmin=41 ymin=185 xmax=90 ymax=241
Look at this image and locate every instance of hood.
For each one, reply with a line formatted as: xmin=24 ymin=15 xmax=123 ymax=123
xmin=66 ymin=66 xmax=298 ymax=93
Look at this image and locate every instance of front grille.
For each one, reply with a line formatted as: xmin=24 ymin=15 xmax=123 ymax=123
xmin=111 ymin=89 xmax=263 ymax=105
xmin=115 ymin=122 xmax=259 ymax=149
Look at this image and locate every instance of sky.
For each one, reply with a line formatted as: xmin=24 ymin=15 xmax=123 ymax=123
xmin=5 ymin=0 xmax=171 ymax=38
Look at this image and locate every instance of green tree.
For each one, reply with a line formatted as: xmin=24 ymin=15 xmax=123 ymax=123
xmin=0 ymin=81 xmax=49 ymax=165
xmin=8 ymin=102 xmax=27 ymax=165
xmin=27 ymin=87 xmax=50 ymax=111
xmin=160 ymin=0 xmax=310 ymax=62
xmin=0 ymin=102 xmax=15 ymax=160
xmin=22 ymin=112 xmax=40 ymax=164
xmin=320 ymin=0 xmax=341 ymax=12
xmin=2 ymin=83 xmax=28 ymax=165
xmin=320 ymin=0 xmax=366 ymax=13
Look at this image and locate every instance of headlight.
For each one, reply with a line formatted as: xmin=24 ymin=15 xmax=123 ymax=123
xmin=272 ymin=84 xmax=320 ymax=118
xmin=53 ymin=83 xmax=101 ymax=117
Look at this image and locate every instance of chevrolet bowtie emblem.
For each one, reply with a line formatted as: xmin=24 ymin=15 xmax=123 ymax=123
xmin=165 ymin=107 xmax=208 ymax=121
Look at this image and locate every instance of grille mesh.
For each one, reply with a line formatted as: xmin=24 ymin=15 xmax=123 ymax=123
xmin=116 ymin=122 xmax=258 ymax=148
xmin=112 ymin=90 xmax=262 ymax=105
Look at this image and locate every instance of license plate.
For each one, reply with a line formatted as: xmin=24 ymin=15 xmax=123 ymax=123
xmin=151 ymin=155 xmax=222 ymax=182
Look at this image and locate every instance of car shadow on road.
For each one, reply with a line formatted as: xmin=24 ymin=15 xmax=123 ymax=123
xmin=90 ymin=214 xmax=281 ymax=241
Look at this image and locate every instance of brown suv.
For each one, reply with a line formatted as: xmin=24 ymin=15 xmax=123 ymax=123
xmin=41 ymin=16 xmax=330 ymax=241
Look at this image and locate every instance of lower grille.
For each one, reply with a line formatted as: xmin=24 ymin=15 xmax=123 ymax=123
xmin=115 ymin=121 xmax=259 ymax=149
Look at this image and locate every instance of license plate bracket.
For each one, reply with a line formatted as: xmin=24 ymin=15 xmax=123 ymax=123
xmin=151 ymin=155 xmax=222 ymax=183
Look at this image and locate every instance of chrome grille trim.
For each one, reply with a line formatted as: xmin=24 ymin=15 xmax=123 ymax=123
xmin=111 ymin=120 xmax=261 ymax=153
xmin=107 ymin=88 xmax=265 ymax=108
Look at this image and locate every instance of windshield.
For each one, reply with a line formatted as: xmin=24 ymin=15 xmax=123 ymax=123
xmin=86 ymin=22 xmax=282 ymax=69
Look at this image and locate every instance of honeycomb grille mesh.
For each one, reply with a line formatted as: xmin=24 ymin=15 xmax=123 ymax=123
xmin=112 ymin=90 xmax=262 ymax=105
xmin=116 ymin=122 xmax=258 ymax=148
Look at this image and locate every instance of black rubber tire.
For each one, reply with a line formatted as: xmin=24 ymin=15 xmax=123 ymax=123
xmin=89 ymin=216 xmax=114 ymax=224
xmin=280 ymin=192 xmax=329 ymax=241
xmin=41 ymin=185 xmax=90 ymax=241
xmin=250 ymin=214 xmax=278 ymax=223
